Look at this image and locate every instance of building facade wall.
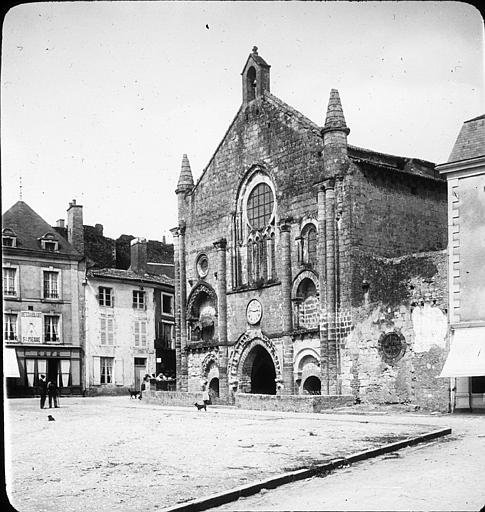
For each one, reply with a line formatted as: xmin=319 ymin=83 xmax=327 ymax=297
xmin=439 ymin=135 xmax=485 ymax=411
xmin=179 ymin=107 xmax=450 ymax=409
xmin=84 ymin=278 xmax=157 ymax=395
xmin=448 ymin=172 xmax=485 ymax=322
xmin=349 ymin=163 xmax=447 ymax=258
xmin=3 ymin=253 xmax=85 ymax=396
xmin=174 ymin=51 xmax=449 ymax=410
xmin=342 ymin=250 xmax=449 ymax=411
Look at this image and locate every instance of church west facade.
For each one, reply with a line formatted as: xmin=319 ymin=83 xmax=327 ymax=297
xmin=171 ymin=48 xmax=450 ymax=410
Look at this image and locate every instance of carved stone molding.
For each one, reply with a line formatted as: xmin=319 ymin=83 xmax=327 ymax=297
xmin=227 ymin=330 xmax=282 ymax=391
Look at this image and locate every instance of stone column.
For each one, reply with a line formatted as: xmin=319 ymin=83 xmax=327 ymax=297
xmin=170 ymin=227 xmax=182 ymax=391
xmin=316 ymin=184 xmax=330 ymax=394
xmin=335 ymin=175 xmax=345 ymax=394
xmin=178 ymin=223 xmax=188 ymax=391
xmin=279 ymin=222 xmax=294 ymax=395
xmin=214 ymin=238 xmax=229 ymax=400
xmin=324 ymin=178 xmax=338 ymax=394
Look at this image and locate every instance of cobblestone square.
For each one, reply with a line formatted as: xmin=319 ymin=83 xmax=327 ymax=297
xmin=6 ymin=397 xmax=447 ymax=512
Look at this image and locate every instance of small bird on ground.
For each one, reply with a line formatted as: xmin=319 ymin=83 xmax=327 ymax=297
xmin=48 ymin=415 xmax=55 ymax=421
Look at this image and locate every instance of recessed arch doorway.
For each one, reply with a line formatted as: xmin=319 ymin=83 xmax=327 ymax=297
xmin=240 ymin=344 xmax=276 ymax=395
xmin=303 ymin=375 xmax=321 ymax=395
xmin=208 ymin=377 xmax=219 ymax=399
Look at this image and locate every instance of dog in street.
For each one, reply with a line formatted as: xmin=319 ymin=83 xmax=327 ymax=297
xmin=129 ymin=390 xmax=141 ymax=399
xmin=48 ymin=415 xmax=55 ymax=421
xmin=194 ymin=402 xmax=206 ymax=411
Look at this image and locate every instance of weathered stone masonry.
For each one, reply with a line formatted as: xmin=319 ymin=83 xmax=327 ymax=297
xmin=170 ymin=47 xmax=449 ymax=411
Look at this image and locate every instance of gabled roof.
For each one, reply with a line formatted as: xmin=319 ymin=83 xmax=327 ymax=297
xmin=264 ymin=92 xmax=321 ymax=133
xmin=241 ymin=48 xmax=271 ymax=74
xmin=448 ymin=114 xmax=485 ymax=163
xmin=87 ymin=267 xmax=173 ymax=287
xmin=2 ymin=201 xmax=81 ymax=257
xmin=189 ymin=88 xmax=441 ymax=193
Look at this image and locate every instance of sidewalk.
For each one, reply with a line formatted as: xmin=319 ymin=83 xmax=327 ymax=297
xmin=212 ymin=413 xmax=485 ymax=511
xmin=5 ymin=397 xmax=459 ymax=512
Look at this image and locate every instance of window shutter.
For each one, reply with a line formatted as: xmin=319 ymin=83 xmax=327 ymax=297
xmin=93 ymin=356 xmax=101 ymax=385
xmin=114 ymin=358 xmax=124 ymax=385
xmin=100 ymin=317 xmax=106 ymax=345
xmin=134 ymin=321 xmax=140 ymax=346
xmin=141 ymin=321 xmax=147 ymax=346
xmin=107 ymin=318 xmax=114 ymax=345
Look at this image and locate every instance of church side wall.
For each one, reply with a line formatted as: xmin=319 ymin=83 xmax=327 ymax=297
xmin=349 ymin=164 xmax=447 ymax=258
xmin=341 ymin=249 xmax=450 ymax=411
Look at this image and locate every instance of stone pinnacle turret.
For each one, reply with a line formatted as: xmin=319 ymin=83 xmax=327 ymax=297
xmin=176 ymin=154 xmax=194 ymax=193
xmin=322 ymin=89 xmax=350 ymax=136
xmin=321 ymin=89 xmax=350 ymax=178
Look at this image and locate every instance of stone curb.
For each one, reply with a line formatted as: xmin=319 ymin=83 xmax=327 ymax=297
xmin=161 ymin=427 xmax=452 ymax=512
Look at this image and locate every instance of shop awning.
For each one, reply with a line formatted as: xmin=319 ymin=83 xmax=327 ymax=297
xmin=439 ymin=326 xmax=485 ymax=378
xmin=4 ymin=348 xmax=20 ymax=378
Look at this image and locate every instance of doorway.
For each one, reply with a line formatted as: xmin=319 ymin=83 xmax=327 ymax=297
xmin=241 ymin=345 xmax=276 ymax=395
xmin=209 ymin=377 xmax=219 ymax=400
xmin=134 ymin=358 xmax=146 ymax=391
xmin=303 ymin=375 xmax=321 ymax=395
xmin=47 ymin=359 xmax=59 ymax=386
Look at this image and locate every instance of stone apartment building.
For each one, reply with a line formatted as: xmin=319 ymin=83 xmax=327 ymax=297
xmin=3 ymin=199 xmax=175 ymax=397
xmin=171 ymin=48 xmax=450 ymax=411
xmin=3 ymin=200 xmax=85 ymax=397
xmin=84 ymin=238 xmax=175 ymax=395
xmin=438 ymin=114 xmax=485 ymax=411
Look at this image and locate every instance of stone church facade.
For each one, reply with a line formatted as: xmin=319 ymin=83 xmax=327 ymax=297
xmin=171 ymin=48 xmax=449 ymax=410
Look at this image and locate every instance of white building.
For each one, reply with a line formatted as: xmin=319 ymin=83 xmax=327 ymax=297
xmin=84 ymin=238 xmax=175 ymax=394
xmin=438 ymin=114 xmax=485 ymax=411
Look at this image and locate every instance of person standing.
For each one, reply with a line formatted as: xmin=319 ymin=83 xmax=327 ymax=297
xmin=39 ymin=375 xmax=47 ymax=409
xmin=47 ymin=379 xmax=59 ymax=408
xmin=202 ymin=383 xmax=210 ymax=406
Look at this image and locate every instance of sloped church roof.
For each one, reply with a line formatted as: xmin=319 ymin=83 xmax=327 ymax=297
xmin=178 ymin=48 xmax=442 ymax=192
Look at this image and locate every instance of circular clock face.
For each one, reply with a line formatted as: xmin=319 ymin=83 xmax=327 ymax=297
xmin=246 ymin=299 xmax=262 ymax=325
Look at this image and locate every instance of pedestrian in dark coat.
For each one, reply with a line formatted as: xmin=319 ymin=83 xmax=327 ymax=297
xmin=39 ymin=375 xmax=47 ymax=409
xmin=47 ymin=380 xmax=59 ymax=408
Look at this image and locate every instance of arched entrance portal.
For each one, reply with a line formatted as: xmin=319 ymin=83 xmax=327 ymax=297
xmin=241 ymin=345 xmax=276 ymax=395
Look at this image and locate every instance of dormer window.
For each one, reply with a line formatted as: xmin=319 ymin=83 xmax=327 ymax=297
xmin=2 ymin=228 xmax=17 ymax=248
xmin=39 ymin=233 xmax=59 ymax=252
xmin=44 ymin=241 xmax=57 ymax=252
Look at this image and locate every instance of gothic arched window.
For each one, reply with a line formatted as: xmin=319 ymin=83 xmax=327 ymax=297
xmin=234 ymin=171 xmax=277 ymax=287
xmin=247 ymin=183 xmax=274 ymax=230
xmin=300 ymin=223 xmax=317 ymax=268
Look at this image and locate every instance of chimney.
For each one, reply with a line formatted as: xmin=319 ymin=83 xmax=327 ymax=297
xmin=95 ymin=223 xmax=104 ymax=236
xmin=130 ymin=237 xmax=147 ymax=274
xmin=67 ymin=199 xmax=84 ymax=254
xmin=56 ymin=219 xmax=65 ymax=229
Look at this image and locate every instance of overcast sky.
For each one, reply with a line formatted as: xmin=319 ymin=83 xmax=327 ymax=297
xmin=2 ymin=1 xmax=483 ymax=242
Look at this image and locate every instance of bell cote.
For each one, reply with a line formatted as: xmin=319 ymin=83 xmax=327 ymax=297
xmin=241 ymin=46 xmax=270 ymax=105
